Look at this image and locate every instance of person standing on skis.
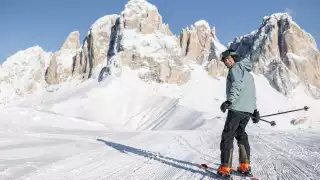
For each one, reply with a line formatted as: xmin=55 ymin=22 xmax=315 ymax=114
xmin=217 ymin=49 xmax=260 ymax=178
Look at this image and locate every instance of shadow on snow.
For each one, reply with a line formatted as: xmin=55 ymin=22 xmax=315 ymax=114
xmin=96 ymin=138 xmax=220 ymax=179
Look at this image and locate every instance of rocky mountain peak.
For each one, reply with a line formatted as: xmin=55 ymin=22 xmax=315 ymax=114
xmin=229 ymin=12 xmax=320 ymax=98
xmin=179 ymin=20 xmax=226 ymax=77
xmin=120 ymin=0 xmax=172 ymax=35
xmin=0 ymin=46 xmax=51 ymax=104
xmin=60 ymin=31 xmax=80 ymax=52
xmin=263 ymin=12 xmax=291 ymax=22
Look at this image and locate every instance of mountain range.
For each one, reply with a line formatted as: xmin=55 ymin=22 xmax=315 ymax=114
xmin=0 ymin=0 xmax=319 ymax=105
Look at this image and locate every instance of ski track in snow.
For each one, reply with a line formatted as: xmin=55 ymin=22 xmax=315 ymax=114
xmin=2 ymin=117 xmax=319 ymax=180
xmin=253 ymin=133 xmax=320 ymax=180
xmin=1 ymin=101 xmax=320 ymax=180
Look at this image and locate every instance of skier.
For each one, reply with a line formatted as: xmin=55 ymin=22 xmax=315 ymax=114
xmin=217 ymin=49 xmax=260 ymax=178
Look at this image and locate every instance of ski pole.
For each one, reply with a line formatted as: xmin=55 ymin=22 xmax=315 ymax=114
xmin=256 ymin=117 xmax=276 ymax=126
xmin=261 ymin=106 xmax=309 ymax=118
xmin=227 ymin=108 xmax=276 ymax=126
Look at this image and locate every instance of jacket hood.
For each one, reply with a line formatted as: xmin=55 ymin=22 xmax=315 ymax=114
xmin=237 ymin=57 xmax=252 ymax=72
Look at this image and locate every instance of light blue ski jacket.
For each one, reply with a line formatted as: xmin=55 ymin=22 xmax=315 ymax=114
xmin=226 ymin=57 xmax=257 ymax=113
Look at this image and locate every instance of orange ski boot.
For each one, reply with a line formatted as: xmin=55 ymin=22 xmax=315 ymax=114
xmin=217 ymin=165 xmax=232 ymax=178
xmin=237 ymin=163 xmax=252 ymax=177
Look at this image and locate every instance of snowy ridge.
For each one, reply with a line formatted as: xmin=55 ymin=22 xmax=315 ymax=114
xmin=55 ymin=49 xmax=76 ymax=76
xmin=212 ymin=38 xmax=226 ymax=56
xmin=262 ymin=12 xmax=317 ymax=47
xmin=194 ymin=20 xmax=210 ymax=30
xmin=90 ymin=14 xmax=119 ymax=31
xmin=183 ymin=20 xmax=211 ymax=32
xmin=0 ymin=46 xmax=51 ymax=105
xmin=262 ymin=12 xmax=318 ymax=51
xmin=121 ymin=29 xmax=181 ymax=63
xmin=263 ymin=12 xmax=291 ymax=21
xmin=122 ymin=0 xmax=157 ymax=19
xmin=23 ymin=64 xmax=320 ymax=131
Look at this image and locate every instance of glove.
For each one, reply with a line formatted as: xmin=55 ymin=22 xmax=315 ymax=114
xmin=252 ymin=109 xmax=260 ymax=123
xmin=220 ymin=101 xmax=232 ymax=113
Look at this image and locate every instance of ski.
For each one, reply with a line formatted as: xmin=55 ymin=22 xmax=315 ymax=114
xmin=199 ymin=164 xmax=233 ymax=180
xmin=199 ymin=164 xmax=259 ymax=180
xmin=231 ymin=168 xmax=259 ymax=180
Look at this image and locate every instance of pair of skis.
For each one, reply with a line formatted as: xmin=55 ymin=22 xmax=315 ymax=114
xmin=199 ymin=164 xmax=259 ymax=180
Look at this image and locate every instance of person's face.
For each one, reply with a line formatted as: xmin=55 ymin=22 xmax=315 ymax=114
xmin=222 ymin=56 xmax=235 ymax=68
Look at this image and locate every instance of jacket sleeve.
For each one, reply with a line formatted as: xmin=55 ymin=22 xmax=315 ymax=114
xmin=253 ymin=77 xmax=258 ymax=110
xmin=227 ymin=64 xmax=244 ymax=103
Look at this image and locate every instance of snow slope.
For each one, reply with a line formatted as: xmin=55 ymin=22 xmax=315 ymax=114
xmin=29 ymin=64 xmax=319 ymax=131
xmin=1 ymin=63 xmax=320 ymax=180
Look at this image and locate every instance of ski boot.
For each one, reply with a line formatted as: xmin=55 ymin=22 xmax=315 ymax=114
xmin=217 ymin=165 xmax=232 ymax=179
xmin=237 ymin=163 xmax=253 ymax=177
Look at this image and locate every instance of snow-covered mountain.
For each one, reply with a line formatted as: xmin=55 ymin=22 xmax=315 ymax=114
xmin=229 ymin=13 xmax=320 ymax=99
xmin=45 ymin=31 xmax=81 ymax=85
xmin=179 ymin=20 xmax=227 ymax=77
xmin=1 ymin=0 xmax=319 ymax=105
xmin=0 ymin=46 xmax=51 ymax=105
xmin=118 ymin=0 xmax=189 ymax=84
xmin=1 ymin=1 xmax=320 ymax=179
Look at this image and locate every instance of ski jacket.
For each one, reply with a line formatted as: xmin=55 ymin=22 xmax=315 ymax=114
xmin=226 ymin=57 xmax=257 ymax=113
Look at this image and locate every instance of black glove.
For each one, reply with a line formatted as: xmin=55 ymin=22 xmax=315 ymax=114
xmin=220 ymin=101 xmax=232 ymax=113
xmin=252 ymin=109 xmax=260 ymax=123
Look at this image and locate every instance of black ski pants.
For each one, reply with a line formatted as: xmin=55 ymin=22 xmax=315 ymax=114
xmin=220 ymin=110 xmax=251 ymax=168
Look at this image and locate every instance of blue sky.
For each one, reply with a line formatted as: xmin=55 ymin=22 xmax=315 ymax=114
xmin=1 ymin=0 xmax=319 ymax=62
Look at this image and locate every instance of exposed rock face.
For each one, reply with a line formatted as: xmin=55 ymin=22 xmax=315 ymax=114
xmin=118 ymin=33 xmax=190 ymax=84
xmin=74 ymin=15 xmax=120 ymax=78
xmin=180 ymin=20 xmax=211 ymax=62
xmin=89 ymin=15 xmax=120 ymax=68
xmin=43 ymin=0 xmax=192 ymax=85
xmin=45 ymin=15 xmax=119 ymax=84
xmin=60 ymin=31 xmax=80 ymax=51
xmin=117 ymin=0 xmax=189 ymax=84
xmin=45 ymin=31 xmax=80 ymax=84
xmin=229 ymin=13 xmax=320 ymax=98
xmin=26 ymin=0 xmax=188 ymax=87
xmin=179 ymin=20 xmax=227 ymax=76
xmin=45 ymin=54 xmax=58 ymax=84
xmin=121 ymin=0 xmax=172 ymax=35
